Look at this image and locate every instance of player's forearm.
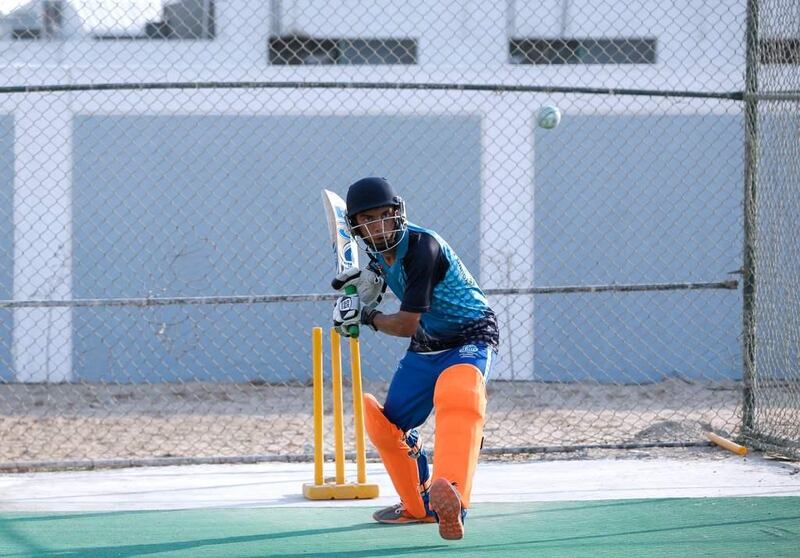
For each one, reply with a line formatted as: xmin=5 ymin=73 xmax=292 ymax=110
xmin=367 ymin=310 xmax=419 ymax=338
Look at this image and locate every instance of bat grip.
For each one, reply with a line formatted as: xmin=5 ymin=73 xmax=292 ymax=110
xmin=345 ymin=284 xmax=360 ymax=338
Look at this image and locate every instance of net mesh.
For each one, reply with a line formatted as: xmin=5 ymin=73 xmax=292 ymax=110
xmin=0 ymin=0 xmax=796 ymax=468
xmin=743 ymin=0 xmax=800 ymax=458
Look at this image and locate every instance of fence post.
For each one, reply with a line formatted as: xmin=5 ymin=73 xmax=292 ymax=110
xmin=741 ymin=0 xmax=759 ymax=437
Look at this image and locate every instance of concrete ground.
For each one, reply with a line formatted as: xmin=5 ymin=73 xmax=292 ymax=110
xmin=1 ymin=452 xmax=798 ymax=512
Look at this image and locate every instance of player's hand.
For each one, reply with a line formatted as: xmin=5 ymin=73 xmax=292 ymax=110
xmin=332 ymin=294 xmax=361 ymax=337
xmin=331 ymin=263 xmax=386 ymax=307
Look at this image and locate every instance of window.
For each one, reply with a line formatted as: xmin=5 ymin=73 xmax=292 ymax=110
xmin=7 ymin=0 xmax=67 ymax=40
xmin=269 ymin=35 xmax=417 ymax=65
xmin=510 ymin=38 xmax=657 ymax=65
xmin=11 ymin=28 xmax=41 ymax=40
xmin=93 ymin=0 xmax=215 ymax=40
xmin=760 ymin=39 xmax=800 ymax=64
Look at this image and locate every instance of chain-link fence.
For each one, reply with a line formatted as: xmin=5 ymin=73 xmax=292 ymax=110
xmin=740 ymin=0 xmax=800 ymax=459
xmin=0 ymin=0 xmax=796 ymax=469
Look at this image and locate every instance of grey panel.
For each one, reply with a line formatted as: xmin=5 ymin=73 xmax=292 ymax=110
xmin=72 ymin=114 xmax=481 ymax=382
xmin=534 ymin=114 xmax=743 ymax=382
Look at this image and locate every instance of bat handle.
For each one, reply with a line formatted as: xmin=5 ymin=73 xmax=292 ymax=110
xmin=345 ymin=284 xmax=360 ymax=338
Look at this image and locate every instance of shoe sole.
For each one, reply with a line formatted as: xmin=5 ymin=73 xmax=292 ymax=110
xmin=429 ymin=478 xmax=464 ymax=540
xmin=372 ymin=507 xmax=436 ymax=525
xmin=373 ymin=515 xmax=436 ymax=525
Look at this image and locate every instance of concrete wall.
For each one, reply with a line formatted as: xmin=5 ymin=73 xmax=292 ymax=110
xmin=0 ymin=0 xmax=750 ymax=383
xmin=72 ymin=113 xmax=481 ymax=382
xmin=534 ymin=113 xmax=743 ymax=382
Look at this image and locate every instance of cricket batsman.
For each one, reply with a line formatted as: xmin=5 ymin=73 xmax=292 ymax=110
xmin=331 ymin=177 xmax=499 ymax=540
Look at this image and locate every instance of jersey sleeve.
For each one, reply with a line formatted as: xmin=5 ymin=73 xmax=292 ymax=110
xmin=400 ymin=233 xmax=449 ymax=313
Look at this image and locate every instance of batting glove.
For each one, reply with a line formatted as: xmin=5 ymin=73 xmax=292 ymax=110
xmin=331 ymin=263 xmax=386 ymax=308
xmin=332 ymin=294 xmax=361 ymax=337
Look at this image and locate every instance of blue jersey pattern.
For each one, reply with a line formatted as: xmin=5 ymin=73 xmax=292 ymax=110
xmin=374 ymin=223 xmax=499 ymax=352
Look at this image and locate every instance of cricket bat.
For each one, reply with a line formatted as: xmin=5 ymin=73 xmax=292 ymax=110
xmin=322 ymin=189 xmax=360 ymax=338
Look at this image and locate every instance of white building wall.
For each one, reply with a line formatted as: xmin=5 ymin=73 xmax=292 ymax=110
xmin=0 ymin=0 xmax=748 ymax=381
xmin=282 ymin=0 xmax=425 ymax=36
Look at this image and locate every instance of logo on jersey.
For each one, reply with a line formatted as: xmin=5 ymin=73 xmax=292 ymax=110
xmin=459 ymin=344 xmax=479 ymax=358
xmin=455 ymin=259 xmax=476 ymax=286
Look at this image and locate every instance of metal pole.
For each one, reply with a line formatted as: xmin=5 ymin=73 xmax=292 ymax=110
xmin=559 ymin=0 xmax=571 ymax=37
xmin=742 ymin=0 xmax=759 ymax=437
xmin=270 ymin=0 xmax=282 ymax=37
xmin=506 ymin=0 xmax=517 ymax=39
xmin=203 ymin=0 xmax=212 ymax=39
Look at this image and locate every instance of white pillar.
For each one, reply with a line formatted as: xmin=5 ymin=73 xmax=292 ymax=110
xmin=13 ymin=93 xmax=73 ymax=382
xmin=481 ymin=99 xmax=535 ymax=380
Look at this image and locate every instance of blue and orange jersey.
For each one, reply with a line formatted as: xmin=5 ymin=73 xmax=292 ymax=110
xmin=371 ymin=223 xmax=499 ymax=353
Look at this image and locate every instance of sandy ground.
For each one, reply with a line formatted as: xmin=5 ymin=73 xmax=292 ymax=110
xmin=0 ymin=379 xmax=747 ymax=467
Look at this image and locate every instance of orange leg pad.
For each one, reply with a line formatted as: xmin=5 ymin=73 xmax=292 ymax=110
xmin=431 ymin=364 xmax=487 ymax=508
xmin=363 ymin=393 xmax=428 ymax=518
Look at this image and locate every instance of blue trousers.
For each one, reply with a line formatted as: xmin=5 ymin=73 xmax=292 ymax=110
xmin=380 ymin=343 xmax=495 ymax=498
xmin=382 ymin=343 xmax=496 ymax=434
